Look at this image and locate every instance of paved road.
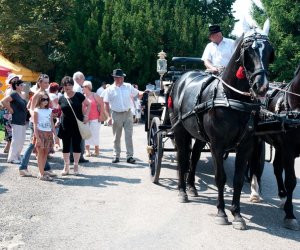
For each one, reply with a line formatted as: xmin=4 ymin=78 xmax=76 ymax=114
xmin=0 ymin=124 xmax=299 ymax=250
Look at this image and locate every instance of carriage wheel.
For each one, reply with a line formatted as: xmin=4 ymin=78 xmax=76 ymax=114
xmin=148 ymin=117 xmax=163 ymax=184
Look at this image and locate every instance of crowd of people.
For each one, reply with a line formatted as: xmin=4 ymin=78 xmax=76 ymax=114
xmin=0 ymin=69 xmax=144 ymax=181
xmin=1 ymin=24 xmax=231 ymax=182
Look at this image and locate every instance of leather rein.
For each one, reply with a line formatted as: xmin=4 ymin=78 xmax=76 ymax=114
xmin=269 ymin=82 xmax=300 ymax=97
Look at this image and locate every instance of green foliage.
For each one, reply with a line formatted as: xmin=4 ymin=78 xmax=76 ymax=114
xmin=0 ymin=0 xmax=235 ymax=87
xmin=0 ymin=0 xmax=73 ymax=73
xmin=95 ymin=0 xmax=235 ymax=86
xmin=254 ymin=0 xmax=300 ymax=81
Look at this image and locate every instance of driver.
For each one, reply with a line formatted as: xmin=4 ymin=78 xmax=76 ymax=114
xmin=201 ymin=24 xmax=235 ymax=74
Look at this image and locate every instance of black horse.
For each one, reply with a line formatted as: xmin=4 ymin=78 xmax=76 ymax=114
xmin=168 ymin=27 xmax=274 ymax=230
xmin=250 ymin=63 xmax=300 ymax=230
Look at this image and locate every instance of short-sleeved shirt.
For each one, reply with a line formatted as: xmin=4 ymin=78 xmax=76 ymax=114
xmin=96 ymin=87 xmax=105 ymax=97
xmin=73 ymin=82 xmax=83 ymax=93
xmin=103 ymin=83 xmax=139 ymax=112
xmin=10 ymin=92 xmax=27 ymax=125
xmin=201 ymin=37 xmax=235 ymax=68
xmin=34 ymin=108 xmax=52 ymax=131
xmin=58 ymin=92 xmax=85 ymax=137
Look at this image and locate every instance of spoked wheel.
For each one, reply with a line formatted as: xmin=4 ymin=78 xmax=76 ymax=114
xmin=148 ymin=117 xmax=163 ymax=184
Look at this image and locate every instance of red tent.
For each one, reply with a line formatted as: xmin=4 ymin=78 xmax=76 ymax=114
xmin=0 ymin=66 xmax=10 ymax=77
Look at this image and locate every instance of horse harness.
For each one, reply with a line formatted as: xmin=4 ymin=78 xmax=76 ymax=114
xmin=170 ymin=33 xmax=272 ymax=149
xmin=238 ymin=33 xmax=272 ymax=88
xmin=171 ymin=74 xmax=261 ymax=150
xmin=256 ymin=81 xmax=300 ymax=135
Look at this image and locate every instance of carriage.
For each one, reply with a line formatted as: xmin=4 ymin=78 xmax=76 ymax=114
xmin=145 ymin=55 xmax=212 ymax=183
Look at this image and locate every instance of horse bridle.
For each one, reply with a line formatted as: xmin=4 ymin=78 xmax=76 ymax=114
xmin=239 ymin=33 xmax=271 ymax=87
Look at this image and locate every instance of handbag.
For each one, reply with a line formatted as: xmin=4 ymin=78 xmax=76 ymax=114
xmin=65 ymin=97 xmax=92 ymax=140
xmin=93 ymin=93 xmax=107 ymax=121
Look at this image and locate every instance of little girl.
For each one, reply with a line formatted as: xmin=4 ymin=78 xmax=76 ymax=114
xmin=33 ymin=92 xmax=58 ymax=181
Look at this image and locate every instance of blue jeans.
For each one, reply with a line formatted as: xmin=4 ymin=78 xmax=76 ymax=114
xmin=19 ymin=122 xmax=51 ymax=171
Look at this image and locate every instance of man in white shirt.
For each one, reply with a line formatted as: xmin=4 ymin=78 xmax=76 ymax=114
xmin=104 ymin=69 xmax=141 ymax=164
xmin=73 ymin=71 xmax=85 ymax=93
xmin=201 ymin=24 xmax=235 ymax=74
xmin=96 ymin=81 xmax=106 ymax=97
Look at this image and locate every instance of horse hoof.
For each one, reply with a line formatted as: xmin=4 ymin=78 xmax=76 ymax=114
xmin=178 ymin=191 xmax=188 ymax=203
xmin=279 ymin=197 xmax=287 ymax=210
xmin=283 ymin=219 xmax=299 ymax=231
xmin=215 ymin=215 xmax=230 ymax=225
xmin=249 ymin=194 xmax=262 ymax=203
xmin=187 ymin=187 xmax=198 ymax=197
xmin=232 ymin=218 xmax=247 ymax=230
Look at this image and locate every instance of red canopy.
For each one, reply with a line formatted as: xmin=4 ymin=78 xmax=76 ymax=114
xmin=0 ymin=66 xmax=10 ymax=77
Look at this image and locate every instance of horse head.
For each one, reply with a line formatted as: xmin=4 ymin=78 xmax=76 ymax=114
xmin=287 ymin=62 xmax=300 ymax=111
xmin=224 ymin=19 xmax=275 ymax=98
xmin=240 ymin=32 xmax=274 ymax=97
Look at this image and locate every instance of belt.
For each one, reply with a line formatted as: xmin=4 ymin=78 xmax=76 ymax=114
xmin=112 ymin=109 xmax=131 ymax=113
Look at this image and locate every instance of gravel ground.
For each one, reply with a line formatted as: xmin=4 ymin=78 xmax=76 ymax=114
xmin=0 ymin=124 xmax=299 ymax=250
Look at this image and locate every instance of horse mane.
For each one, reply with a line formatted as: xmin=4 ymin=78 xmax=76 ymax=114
xmin=221 ymin=35 xmax=244 ymax=81
xmin=294 ymin=62 xmax=300 ymax=76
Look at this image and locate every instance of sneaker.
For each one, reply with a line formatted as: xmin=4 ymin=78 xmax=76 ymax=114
xmin=8 ymin=160 xmax=21 ymax=164
xmin=19 ymin=169 xmax=32 ymax=177
xmin=85 ymin=152 xmax=92 ymax=157
xmin=44 ymin=170 xmax=57 ymax=177
xmin=127 ymin=157 xmax=136 ymax=164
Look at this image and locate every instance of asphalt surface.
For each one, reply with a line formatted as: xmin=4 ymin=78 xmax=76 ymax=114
xmin=0 ymin=123 xmax=299 ymax=250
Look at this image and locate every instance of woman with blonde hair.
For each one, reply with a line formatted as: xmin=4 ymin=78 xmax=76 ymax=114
xmin=82 ymin=80 xmax=104 ymax=156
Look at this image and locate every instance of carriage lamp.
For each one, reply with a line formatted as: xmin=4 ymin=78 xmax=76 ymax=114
xmin=157 ymin=50 xmax=167 ymax=76
xmin=157 ymin=50 xmax=167 ymax=92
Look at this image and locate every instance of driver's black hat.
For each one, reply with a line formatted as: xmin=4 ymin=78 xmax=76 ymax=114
xmin=209 ymin=24 xmax=221 ymax=35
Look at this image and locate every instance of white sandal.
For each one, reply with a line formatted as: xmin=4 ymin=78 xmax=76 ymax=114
xmin=61 ymin=164 xmax=70 ymax=176
xmin=37 ymin=174 xmax=53 ymax=181
xmin=73 ymin=164 xmax=79 ymax=175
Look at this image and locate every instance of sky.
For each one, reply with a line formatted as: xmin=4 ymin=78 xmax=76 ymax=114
xmin=232 ymin=0 xmax=264 ymax=36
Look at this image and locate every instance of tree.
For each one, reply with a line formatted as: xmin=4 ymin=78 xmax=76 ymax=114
xmin=0 ymin=0 xmax=236 ymax=85
xmin=0 ymin=0 xmax=73 ymax=73
xmin=253 ymin=0 xmax=300 ymax=81
xmin=97 ymin=0 xmax=235 ymax=86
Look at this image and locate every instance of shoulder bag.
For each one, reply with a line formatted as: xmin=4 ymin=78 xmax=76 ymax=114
xmin=65 ymin=96 xmax=92 ymax=140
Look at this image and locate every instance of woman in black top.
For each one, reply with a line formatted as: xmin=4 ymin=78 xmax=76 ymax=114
xmin=58 ymin=76 xmax=90 ymax=175
xmin=1 ymin=79 xmax=27 ymax=164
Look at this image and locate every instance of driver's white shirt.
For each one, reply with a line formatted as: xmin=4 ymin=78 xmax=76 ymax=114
xmin=201 ymin=37 xmax=235 ymax=67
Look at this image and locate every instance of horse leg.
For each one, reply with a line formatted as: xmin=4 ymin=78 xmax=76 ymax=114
xmin=273 ymin=150 xmax=287 ymax=209
xmin=210 ymin=147 xmax=229 ymax=225
xmin=186 ymin=139 xmax=206 ymax=197
xmin=281 ymin=154 xmax=299 ymax=230
xmin=230 ymin=146 xmax=251 ymax=230
xmin=175 ymin=127 xmax=192 ymax=203
xmin=249 ymin=138 xmax=265 ymax=203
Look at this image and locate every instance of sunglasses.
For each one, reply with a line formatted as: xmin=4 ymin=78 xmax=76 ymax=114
xmin=16 ymin=83 xmax=24 ymax=87
xmin=41 ymin=98 xmax=49 ymax=102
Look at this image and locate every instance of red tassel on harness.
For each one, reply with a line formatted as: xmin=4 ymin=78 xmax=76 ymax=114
xmin=236 ymin=66 xmax=246 ymax=79
xmin=167 ymin=96 xmax=173 ymax=109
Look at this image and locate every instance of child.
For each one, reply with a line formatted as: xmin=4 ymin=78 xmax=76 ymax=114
xmin=33 ymin=92 xmax=58 ymax=181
